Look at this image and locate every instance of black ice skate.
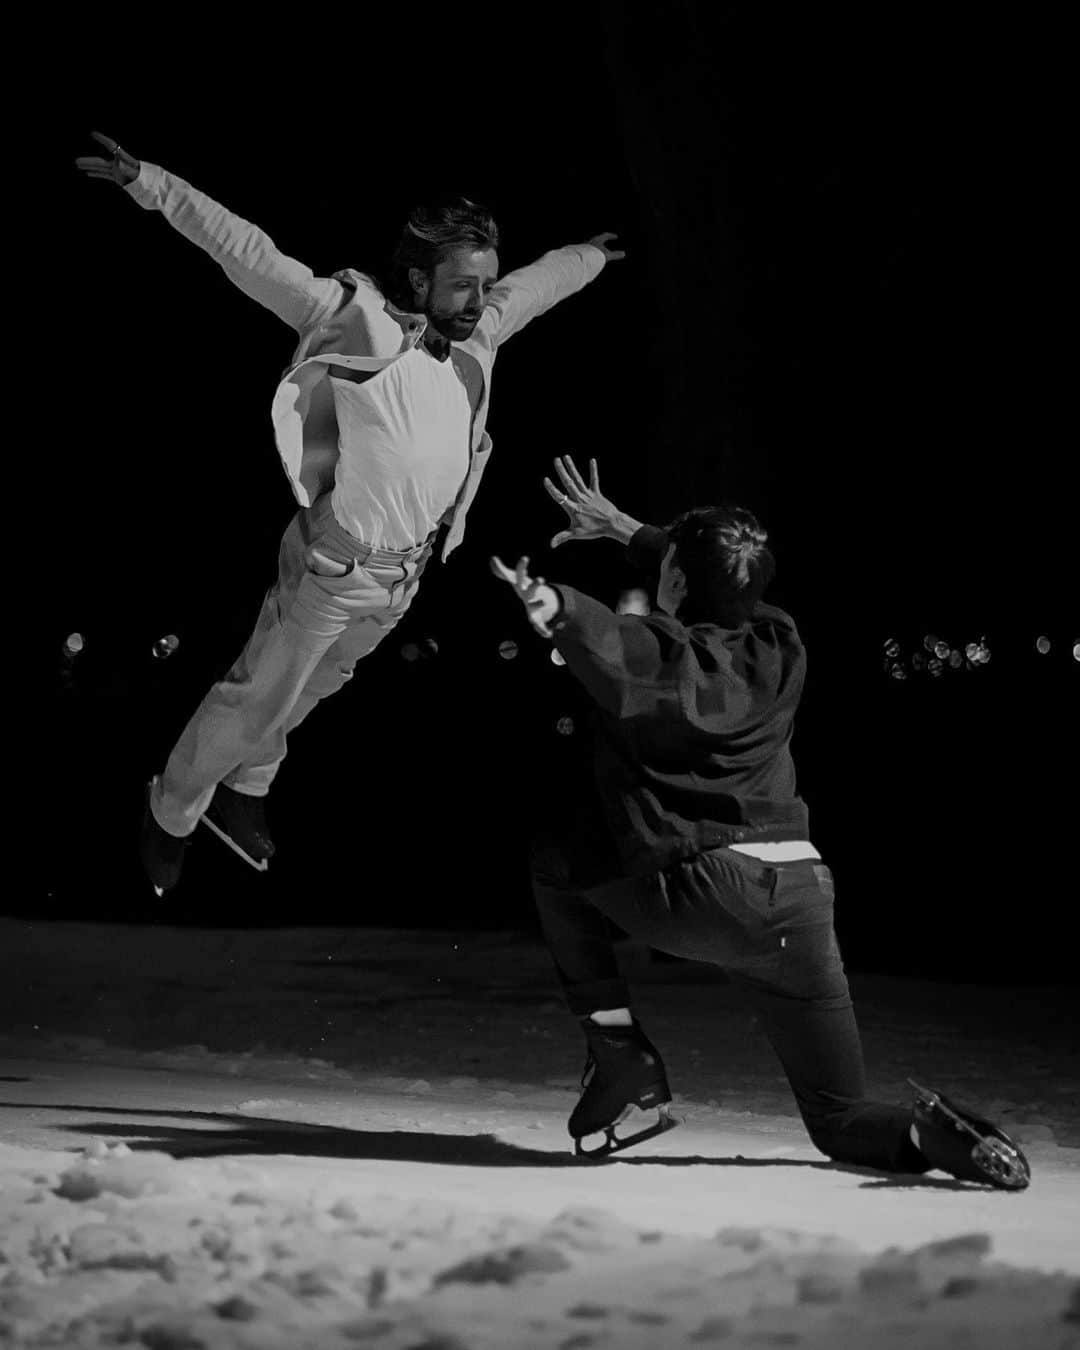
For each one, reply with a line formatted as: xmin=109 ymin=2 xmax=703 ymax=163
xmin=908 ymin=1079 xmax=1031 ymax=1191
xmin=570 ymin=1019 xmax=680 ymax=1160
xmin=140 ymin=779 xmax=191 ymax=897
xmin=201 ymin=785 xmax=274 ymax=872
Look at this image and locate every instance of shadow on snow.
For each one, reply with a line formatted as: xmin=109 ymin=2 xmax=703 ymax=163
xmin=0 ymin=1100 xmax=974 ymax=1186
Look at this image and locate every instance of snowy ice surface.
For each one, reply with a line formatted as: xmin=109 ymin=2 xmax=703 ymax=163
xmin=1 ymin=919 xmax=1077 ymax=1348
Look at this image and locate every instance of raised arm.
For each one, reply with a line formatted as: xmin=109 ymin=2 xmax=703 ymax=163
xmin=481 ymin=233 xmax=624 ymax=347
xmin=543 ymin=455 xmax=650 ymax=550
xmin=76 ymin=131 xmax=345 ymax=332
xmin=490 ymin=554 xmax=748 ymax=723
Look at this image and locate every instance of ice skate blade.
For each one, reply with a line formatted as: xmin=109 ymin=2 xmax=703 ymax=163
xmin=908 ymin=1078 xmax=1031 ymax=1191
xmin=574 ymin=1105 xmax=681 ymax=1160
xmin=199 ymin=815 xmax=270 ymax=872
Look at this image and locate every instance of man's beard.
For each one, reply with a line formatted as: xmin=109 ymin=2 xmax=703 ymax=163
xmin=425 ymin=303 xmax=480 ymax=341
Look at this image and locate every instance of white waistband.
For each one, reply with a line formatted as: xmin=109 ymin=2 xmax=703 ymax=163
xmin=729 ymin=841 xmax=821 ymax=861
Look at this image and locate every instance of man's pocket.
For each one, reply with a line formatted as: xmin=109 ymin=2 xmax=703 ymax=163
xmin=306 ymin=548 xmax=353 ymax=578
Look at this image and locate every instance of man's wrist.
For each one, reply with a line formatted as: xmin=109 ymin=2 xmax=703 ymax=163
xmin=608 ymin=512 xmax=645 ymax=546
xmin=540 ymin=584 xmax=563 ymax=623
xmin=527 ymin=584 xmax=562 ymax=633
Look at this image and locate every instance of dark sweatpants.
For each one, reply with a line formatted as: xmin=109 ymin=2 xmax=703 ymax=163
xmin=532 ymin=837 xmax=926 ymax=1174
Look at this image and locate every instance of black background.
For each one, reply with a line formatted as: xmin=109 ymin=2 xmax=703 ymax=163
xmin=24 ymin=6 xmax=1074 ymax=981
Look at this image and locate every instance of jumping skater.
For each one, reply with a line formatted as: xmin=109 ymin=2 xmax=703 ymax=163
xmin=76 ymin=132 xmax=624 ymax=891
xmin=490 ymin=456 xmax=1030 ymax=1189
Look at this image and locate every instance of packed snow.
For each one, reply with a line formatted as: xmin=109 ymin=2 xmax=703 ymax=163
xmin=1 ymin=919 xmax=1077 ymax=1348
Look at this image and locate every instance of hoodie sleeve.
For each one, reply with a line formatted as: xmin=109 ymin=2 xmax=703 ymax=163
xmin=626 ymin=523 xmax=671 ymax=572
xmin=549 ymin=584 xmax=748 ymax=725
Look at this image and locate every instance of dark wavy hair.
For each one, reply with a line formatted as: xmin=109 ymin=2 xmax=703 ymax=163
xmin=381 ymin=196 xmax=500 ymax=311
xmin=665 ymin=504 xmax=776 ymax=624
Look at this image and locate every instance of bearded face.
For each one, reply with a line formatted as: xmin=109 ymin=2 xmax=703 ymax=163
xmin=411 ymin=247 xmax=499 ymax=341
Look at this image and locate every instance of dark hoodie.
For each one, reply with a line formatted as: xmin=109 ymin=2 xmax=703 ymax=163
xmin=548 ymin=525 xmax=811 ymax=878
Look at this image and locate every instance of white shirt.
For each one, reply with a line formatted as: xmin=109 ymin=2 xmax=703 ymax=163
xmin=125 ymin=162 xmax=607 ymax=560
xmin=329 ymin=346 xmax=472 ymax=550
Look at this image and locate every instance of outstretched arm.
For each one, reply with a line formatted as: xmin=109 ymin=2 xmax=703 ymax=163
xmin=490 ymin=555 xmax=562 ymax=638
xmin=76 ymin=131 xmax=344 ymax=332
xmin=482 ymin=233 xmax=625 ymax=347
xmin=543 ymin=454 xmax=644 ymax=549
xmin=490 ymin=553 xmax=745 ymax=723
xmin=545 ymin=454 xmax=670 ymax=573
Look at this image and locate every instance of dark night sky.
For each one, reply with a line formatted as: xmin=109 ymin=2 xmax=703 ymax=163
xmin=27 ymin=8 xmax=1074 ymax=980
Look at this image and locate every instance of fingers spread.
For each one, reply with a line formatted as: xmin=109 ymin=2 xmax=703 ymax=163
xmin=489 ymin=555 xmax=515 ymax=581
xmin=553 ymin=457 xmax=576 ymax=492
xmin=562 ymin=456 xmax=588 ymax=493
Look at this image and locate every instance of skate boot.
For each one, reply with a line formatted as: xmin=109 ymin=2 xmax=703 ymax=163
xmin=140 ymin=780 xmax=191 ymax=896
xmin=201 ymin=785 xmax=274 ymax=872
xmin=908 ymin=1079 xmax=1031 ymax=1191
xmin=570 ymin=1018 xmax=680 ymax=1159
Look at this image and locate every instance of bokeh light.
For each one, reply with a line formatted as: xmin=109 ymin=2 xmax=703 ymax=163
xmin=933 ymin=640 xmax=950 ymax=660
xmin=63 ymin=633 xmax=84 ymax=657
xmin=400 ymin=638 xmax=438 ymax=663
xmin=551 ymin=649 xmax=567 ymax=667
xmin=556 ymin=716 xmax=575 ymax=736
xmin=888 ymin=663 xmax=907 ymax=680
xmin=498 ymin=639 xmax=519 ymax=660
xmin=152 ymin=634 xmax=179 ymax=660
xmin=1036 ymin=636 xmax=1051 ymax=655
xmin=965 ymin=640 xmax=990 ymax=666
xmin=883 ymin=639 xmax=900 ymax=660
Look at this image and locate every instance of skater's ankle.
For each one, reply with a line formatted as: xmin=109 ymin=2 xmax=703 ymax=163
xmin=902 ymin=1121 xmax=928 ymax=1169
xmin=587 ymin=1007 xmax=633 ymax=1027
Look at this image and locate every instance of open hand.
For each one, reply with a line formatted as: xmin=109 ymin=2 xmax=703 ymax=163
xmin=587 ymin=232 xmax=627 ymax=261
xmin=545 ymin=455 xmax=626 ymax=549
xmin=76 ymin=131 xmax=140 ymax=187
xmin=490 ymin=555 xmax=560 ymax=639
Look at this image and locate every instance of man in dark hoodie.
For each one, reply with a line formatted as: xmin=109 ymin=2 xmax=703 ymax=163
xmin=490 ymin=455 xmax=1030 ymax=1190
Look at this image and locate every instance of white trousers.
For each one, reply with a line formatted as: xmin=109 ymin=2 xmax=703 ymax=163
xmin=152 ymin=494 xmax=431 ymax=837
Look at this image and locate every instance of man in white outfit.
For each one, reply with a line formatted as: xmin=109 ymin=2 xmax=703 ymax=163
xmin=77 ymin=132 xmax=625 ymax=891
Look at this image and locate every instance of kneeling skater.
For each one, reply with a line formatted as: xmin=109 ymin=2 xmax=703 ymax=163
xmin=490 ymin=456 xmax=1029 ymax=1189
